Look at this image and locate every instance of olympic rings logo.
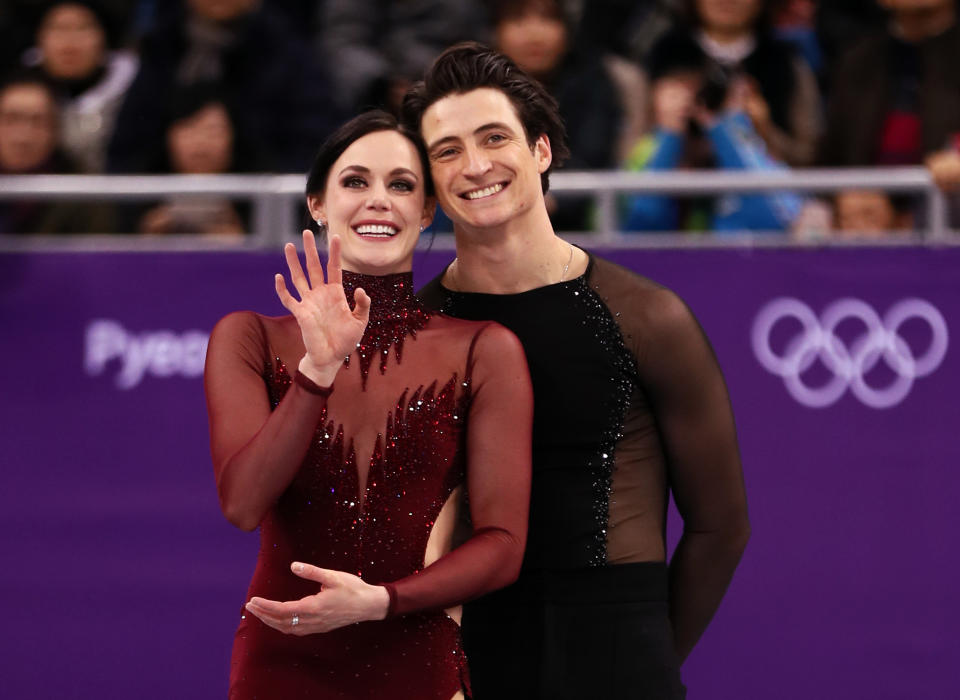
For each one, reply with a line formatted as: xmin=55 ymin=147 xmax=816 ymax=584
xmin=751 ymin=298 xmax=949 ymax=409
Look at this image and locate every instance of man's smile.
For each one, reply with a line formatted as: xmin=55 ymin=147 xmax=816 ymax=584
xmin=461 ymin=182 xmax=507 ymax=200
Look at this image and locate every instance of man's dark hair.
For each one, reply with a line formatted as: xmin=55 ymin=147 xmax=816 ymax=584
xmin=303 ymin=109 xmax=433 ymax=234
xmin=401 ymin=41 xmax=570 ymax=194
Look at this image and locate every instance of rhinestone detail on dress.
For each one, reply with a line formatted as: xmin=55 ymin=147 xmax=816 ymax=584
xmin=341 ymin=270 xmax=430 ymax=389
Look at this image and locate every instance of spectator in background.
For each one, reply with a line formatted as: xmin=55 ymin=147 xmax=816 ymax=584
xmin=821 ymin=0 xmax=959 ymax=169
xmin=820 ymin=0 xmax=960 ymax=228
xmin=493 ymin=0 xmax=643 ymax=230
xmin=925 ymin=136 xmax=960 ymax=191
xmin=772 ymin=0 xmax=822 ymax=76
xmin=2 ymin=0 xmax=134 ymax=73
xmin=814 ymin=0 xmax=887 ymax=92
xmin=622 ymin=11 xmax=809 ymax=233
xmin=674 ymin=0 xmax=822 ymax=166
xmin=22 ymin=1 xmax=138 ymax=173
xmin=0 ymin=73 xmax=112 ymax=233
xmin=109 ymin=0 xmax=341 ymax=174
xmin=576 ymin=0 xmax=683 ymax=62
xmin=834 ymin=189 xmax=914 ymax=236
xmin=137 ymin=83 xmax=252 ymax=235
xmin=316 ymin=0 xmax=489 ymax=115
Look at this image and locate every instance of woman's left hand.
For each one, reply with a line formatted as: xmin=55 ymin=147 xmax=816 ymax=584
xmin=244 ymin=562 xmax=390 ymax=635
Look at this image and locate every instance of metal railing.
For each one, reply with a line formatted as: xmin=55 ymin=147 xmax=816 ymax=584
xmin=0 ymin=167 xmax=955 ymax=250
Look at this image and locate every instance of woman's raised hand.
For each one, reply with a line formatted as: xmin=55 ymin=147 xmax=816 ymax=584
xmin=275 ymin=230 xmax=371 ymax=386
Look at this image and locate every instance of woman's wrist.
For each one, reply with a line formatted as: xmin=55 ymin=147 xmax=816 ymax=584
xmin=297 ymin=355 xmax=341 ymax=388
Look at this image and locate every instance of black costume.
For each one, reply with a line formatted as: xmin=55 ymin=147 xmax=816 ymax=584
xmin=419 ymin=252 xmax=748 ymax=699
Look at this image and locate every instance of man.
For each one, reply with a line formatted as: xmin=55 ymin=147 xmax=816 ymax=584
xmin=0 ymin=73 xmax=112 ymax=233
xmin=820 ymin=0 xmax=960 ymax=225
xmin=403 ymin=43 xmax=750 ymax=699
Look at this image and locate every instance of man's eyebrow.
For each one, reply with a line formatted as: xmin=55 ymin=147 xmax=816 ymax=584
xmin=427 ymin=122 xmax=515 ymax=151
xmin=474 ymin=121 xmax=514 ymax=135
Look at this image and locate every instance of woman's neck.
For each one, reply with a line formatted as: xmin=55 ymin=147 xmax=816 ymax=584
xmin=701 ymin=25 xmax=752 ymax=46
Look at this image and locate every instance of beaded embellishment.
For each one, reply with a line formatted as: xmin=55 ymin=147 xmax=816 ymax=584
xmin=341 ymin=270 xmax=431 ymax=389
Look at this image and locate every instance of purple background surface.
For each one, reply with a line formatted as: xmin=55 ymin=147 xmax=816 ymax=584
xmin=1 ymin=247 xmax=957 ymax=699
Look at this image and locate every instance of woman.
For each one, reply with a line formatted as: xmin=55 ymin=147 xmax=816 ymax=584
xmin=204 ymin=111 xmax=533 ymax=699
xmin=25 ymin=0 xmax=138 ymax=172
xmin=622 ymin=0 xmax=815 ymax=232
xmin=138 ymin=82 xmax=252 ymax=235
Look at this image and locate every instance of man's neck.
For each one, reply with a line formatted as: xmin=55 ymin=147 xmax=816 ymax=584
xmin=445 ymin=205 xmax=583 ymax=294
xmin=892 ymin=4 xmax=956 ymax=42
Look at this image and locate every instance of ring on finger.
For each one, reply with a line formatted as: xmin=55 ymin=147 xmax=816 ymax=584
xmin=291 ymin=613 xmax=300 ymax=627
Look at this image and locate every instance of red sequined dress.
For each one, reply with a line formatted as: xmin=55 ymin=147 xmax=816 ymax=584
xmin=204 ymin=271 xmax=532 ymax=700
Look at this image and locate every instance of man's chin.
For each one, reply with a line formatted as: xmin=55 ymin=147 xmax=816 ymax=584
xmin=445 ymin=206 xmax=515 ymax=232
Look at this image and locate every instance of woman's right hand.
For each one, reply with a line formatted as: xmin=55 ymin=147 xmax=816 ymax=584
xmin=275 ymin=230 xmax=371 ymax=387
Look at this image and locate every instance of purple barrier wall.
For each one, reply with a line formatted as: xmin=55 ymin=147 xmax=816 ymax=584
xmin=2 ymin=247 xmax=957 ymax=699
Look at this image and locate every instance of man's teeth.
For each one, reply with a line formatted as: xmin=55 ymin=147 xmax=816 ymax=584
xmin=355 ymin=224 xmax=398 ymax=236
xmin=464 ymin=183 xmax=504 ymax=200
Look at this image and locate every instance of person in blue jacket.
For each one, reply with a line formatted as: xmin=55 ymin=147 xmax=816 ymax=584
xmin=623 ymin=22 xmax=807 ymax=233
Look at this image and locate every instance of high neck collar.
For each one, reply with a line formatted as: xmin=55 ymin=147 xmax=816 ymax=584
xmin=341 ymin=270 xmax=419 ymax=320
xmin=341 ymin=270 xmax=430 ymax=389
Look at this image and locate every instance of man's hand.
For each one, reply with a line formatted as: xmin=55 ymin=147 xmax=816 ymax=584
xmin=244 ymin=562 xmax=390 ymax=635
xmin=925 ymin=148 xmax=960 ymax=192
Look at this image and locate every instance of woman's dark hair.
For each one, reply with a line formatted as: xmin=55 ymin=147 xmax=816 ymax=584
xmin=160 ymin=81 xmax=263 ymax=173
xmin=661 ymin=1 xmax=797 ymax=132
xmin=400 ymin=41 xmax=570 ymax=194
xmin=679 ymin=0 xmax=782 ymax=33
xmin=490 ymin=0 xmax=571 ymax=30
xmin=304 ymin=110 xmax=433 ymax=233
xmin=168 ymin=81 xmax=228 ymax=123
xmin=35 ymin=0 xmax=123 ymax=49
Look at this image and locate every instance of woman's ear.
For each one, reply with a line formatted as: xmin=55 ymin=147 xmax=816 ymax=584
xmin=306 ymin=194 xmax=326 ymax=226
xmin=421 ymin=196 xmax=437 ymax=231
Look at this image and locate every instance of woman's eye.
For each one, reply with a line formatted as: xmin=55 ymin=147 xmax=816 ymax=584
xmin=342 ymin=176 xmax=366 ymax=188
xmin=391 ymin=180 xmax=415 ymax=192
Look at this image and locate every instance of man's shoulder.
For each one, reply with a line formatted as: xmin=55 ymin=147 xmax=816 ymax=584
xmin=587 ymin=252 xmax=671 ymax=299
xmin=416 ymin=271 xmax=448 ymax=311
xmin=586 ymin=252 xmax=694 ymax=334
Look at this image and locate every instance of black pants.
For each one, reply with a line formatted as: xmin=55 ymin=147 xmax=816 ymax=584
xmin=462 ymin=563 xmax=686 ymax=700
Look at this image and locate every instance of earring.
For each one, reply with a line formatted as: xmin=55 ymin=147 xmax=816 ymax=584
xmin=419 ymin=224 xmax=425 ymax=233
xmin=316 ymin=218 xmax=326 ymax=230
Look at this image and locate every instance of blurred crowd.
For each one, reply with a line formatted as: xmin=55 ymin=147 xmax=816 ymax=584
xmin=1 ymin=0 xmax=958 ymax=237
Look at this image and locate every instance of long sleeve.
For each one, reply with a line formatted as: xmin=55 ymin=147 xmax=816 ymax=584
xmin=756 ymin=57 xmax=823 ymax=167
xmin=622 ymin=130 xmax=686 ymax=231
xmin=204 ymin=312 xmax=331 ymax=531
xmin=707 ymin=111 xmax=805 ymax=231
xmin=634 ymin=287 xmax=750 ymax=661
xmin=383 ymin=323 xmax=533 ymax=616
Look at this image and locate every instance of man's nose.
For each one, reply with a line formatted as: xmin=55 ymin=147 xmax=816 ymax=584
xmin=463 ymin=144 xmax=492 ymax=178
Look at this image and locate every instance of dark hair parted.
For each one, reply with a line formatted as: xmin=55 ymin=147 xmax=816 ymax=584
xmin=306 ymin=110 xmax=432 ymax=197
xmin=400 ymin=41 xmax=570 ymax=194
xmin=304 ymin=110 xmax=433 ymax=232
